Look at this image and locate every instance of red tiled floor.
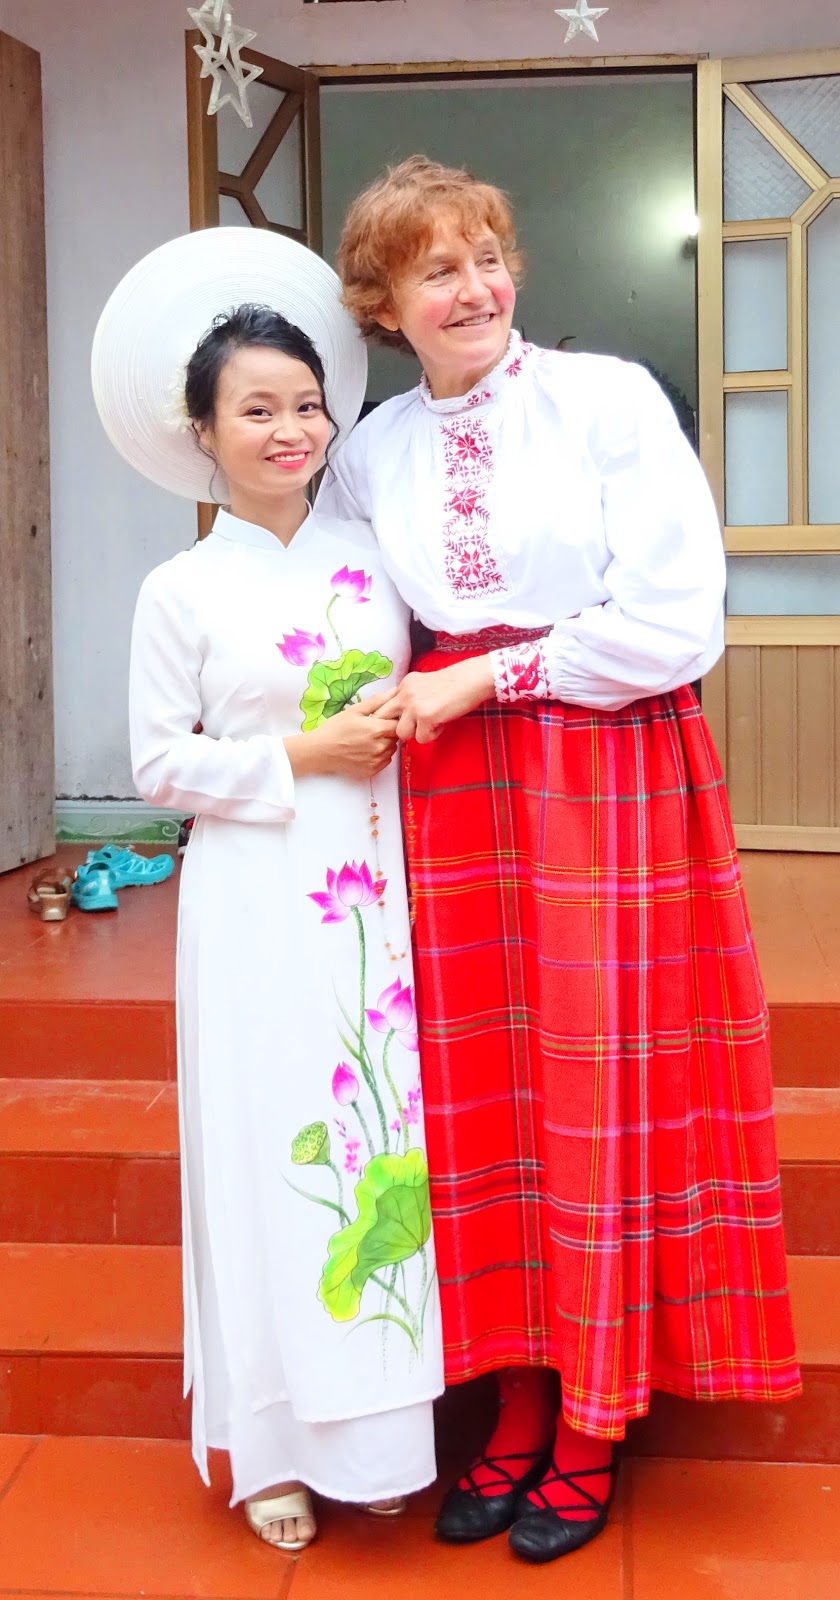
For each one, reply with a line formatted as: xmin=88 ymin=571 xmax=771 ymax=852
xmin=0 ymin=1444 xmax=838 ymax=1598
xmin=0 ymin=849 xmax=177 ymax=1003
xmin=0 ymin=1436 xmax=291 ymax=1597
xmin=629 ymin=1459 xmax=840 ymax=1598
xmin=0 ymin=850 xmax=177 ymax=1079
xmin=741 ymin=854 xmax=840 ymax=1007
xmin=292 ymin=1483 xmax=628 ymax=1600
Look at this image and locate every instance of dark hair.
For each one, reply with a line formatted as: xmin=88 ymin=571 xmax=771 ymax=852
xmin=184 ymin=302 xmax=338 ymax=444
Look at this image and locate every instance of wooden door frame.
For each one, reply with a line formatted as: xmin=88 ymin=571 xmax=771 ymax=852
xmin=0 ymin=30 xmax=54 ymax=872
xmin=697 ymin=49 xmax=840 ymax=848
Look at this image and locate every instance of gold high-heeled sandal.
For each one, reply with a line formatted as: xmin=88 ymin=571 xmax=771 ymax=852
xmin=27 ymin=870 xmax=72 ymax=922
xmin=245 ymin=1486 xmax=316 ymax=1551
xmin=365 ymin=1497 xmax=407 ymax=1517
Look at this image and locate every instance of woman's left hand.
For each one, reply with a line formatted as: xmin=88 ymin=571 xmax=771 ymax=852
xmin=379 ymin=656 xmax=496 ymax=744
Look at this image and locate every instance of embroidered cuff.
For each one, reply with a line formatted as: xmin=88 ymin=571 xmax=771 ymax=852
xmin=491 ymin=640 xmax=551 ymax=703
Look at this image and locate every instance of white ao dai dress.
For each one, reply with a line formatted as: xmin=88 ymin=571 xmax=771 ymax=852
xmin=129 ymin=507 xmax=443 ymax=1505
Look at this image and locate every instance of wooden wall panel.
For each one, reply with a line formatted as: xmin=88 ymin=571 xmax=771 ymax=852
xmin=758 ymin=648 xmax=797 ymax=825
xmin=0 ymin=32 xmax=53 ymax=872
xmin=796 ymin=648 xmax=835 ymax=826
xmin=726 ymin=641 xmax=840 ymax=844
xmin=725 ymin=647 xmax=760 ymax=825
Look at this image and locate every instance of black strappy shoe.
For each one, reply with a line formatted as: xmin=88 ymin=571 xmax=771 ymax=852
xmin=508 ymin=1460 xmax=614 ymax=1563
xmin=435 ymin=1451 xmax=550 ymax=1544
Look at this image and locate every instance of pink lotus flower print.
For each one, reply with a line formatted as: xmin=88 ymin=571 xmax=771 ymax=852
xmin=332 ymin=1062 xmax=359 ymax=1106
xmin=277 ymin=629 xmax=324 ymax=668
xmin=366 ymin=977 xmax=419 ymax=1051
xmin=308 ymin=861 xmax=386 ymax=924
xmin=331 ymin=565 xmax=372 ymax=604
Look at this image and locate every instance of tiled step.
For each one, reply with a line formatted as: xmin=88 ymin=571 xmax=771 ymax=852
xmin=0 ymin=1079 xmax=180 ymax=1244
xmin=1 ymin=1079 xmax=834 ymax=1259
xmin=628 ymin=1255 xmax=840 ymax=1464
xmin=776 ymin=1086 xmax=840 ymax=1256
xmin=0 ymin=1242 xmax=186 ymax=1438
xmin=770 ymin=1006 xmax=840 ymax=1089
xmin=738 ymin=854 xmax=840 ymax=1089
xmin=2 ymin=852 xmax=839 ymax=1089
xmin=1 ymin=1244 xmax=838 ymax=1458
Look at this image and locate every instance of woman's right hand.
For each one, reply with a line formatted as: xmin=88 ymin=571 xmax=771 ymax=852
xmin=285 ymin=692 xmax=399 ymax=780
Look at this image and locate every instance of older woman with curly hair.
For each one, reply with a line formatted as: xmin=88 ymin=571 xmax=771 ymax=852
xmin=319 ymin=156 xmax=800 ymax=1565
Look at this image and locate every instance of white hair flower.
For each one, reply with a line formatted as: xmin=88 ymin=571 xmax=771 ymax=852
xmin=163 ymin=357 xmax=192 ymax=434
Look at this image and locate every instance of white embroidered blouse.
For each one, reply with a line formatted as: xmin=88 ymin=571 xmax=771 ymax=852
xmin=317 ymin=333 xmax=725 ymax=711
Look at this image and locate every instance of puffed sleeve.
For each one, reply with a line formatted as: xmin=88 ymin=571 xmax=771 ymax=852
xmin=129 ymin=563 xmax=296 ymax=824
xmin=491 ymin=363 xmax=725 ymax=711
xmin=316 ymin=426 xmax=371 ymax=522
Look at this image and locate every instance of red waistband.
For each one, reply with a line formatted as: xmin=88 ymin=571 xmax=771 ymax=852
xmin=433 ymin=624 xmax=552 ymax=654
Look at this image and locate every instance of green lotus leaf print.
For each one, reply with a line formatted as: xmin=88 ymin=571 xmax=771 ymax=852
xmin=291 ymin=1121 xmax=331 ymax=1167
xmin=300 ymin=650 xmax=393 ymax=732
xmin=318 ymin=1150 xmax=431 ymax=1322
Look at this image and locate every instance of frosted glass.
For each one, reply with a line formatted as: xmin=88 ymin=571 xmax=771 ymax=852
xmin=217 ymin=84 xmax=286 ymax=176
xmin=724 ymin=99 xmax=811 ymax=221
xmin=218 ymin=194 xmax=251 ymax=227
xmin=752 ymin=77 xmax=840 ymax=179
xmin=727 ymin=555 xmax=840 ymax=615
xmin=808 ymin=199 xmax=840 ymax=524
xmin=724 ymin=240 xmax=788 ymax=373
xmin=254 ymin=116 xmax=303 ymax=230
xmin=725 ymin=391 xmax=789 ymax=526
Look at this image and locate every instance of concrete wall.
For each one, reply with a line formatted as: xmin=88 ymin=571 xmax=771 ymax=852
xmin=0 ymin=0 xmax=834 ymax=798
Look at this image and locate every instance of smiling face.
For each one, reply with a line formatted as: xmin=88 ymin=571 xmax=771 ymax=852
xmin=197 ymin=345 xmax=332 ymax=519
xmin=377 ymin=217 xmax=517 ymax=399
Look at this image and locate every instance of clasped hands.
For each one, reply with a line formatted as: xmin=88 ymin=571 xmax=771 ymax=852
xmin=373 ymin=653 xmax=496 ymax=746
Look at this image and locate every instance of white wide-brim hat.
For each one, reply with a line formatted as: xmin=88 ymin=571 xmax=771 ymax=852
xmin=91 ymin=227 xmax=367 ymax=503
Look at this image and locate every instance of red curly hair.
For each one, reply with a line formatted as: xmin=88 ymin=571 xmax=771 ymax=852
xmin=337 ymin=155 xmax=523 ymax=352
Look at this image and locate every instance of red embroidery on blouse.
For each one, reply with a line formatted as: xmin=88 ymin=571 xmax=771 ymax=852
xmin=493 ymin=639 xmax=550 ymax=703
xmin=466 ymin=389 xmax=493 ymax=407
xmin=504 ymin=344 xmax=532 ymax=379
xmin=439 ymin=415 xmax=505 ymax=598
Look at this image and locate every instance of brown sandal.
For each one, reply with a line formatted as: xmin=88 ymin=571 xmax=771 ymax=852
xmin=27 ymin=870 xmax=72 ymax=922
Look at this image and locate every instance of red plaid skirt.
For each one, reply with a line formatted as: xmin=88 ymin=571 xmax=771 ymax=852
xmin=405 ymin=646 xmax=801 ymax=1440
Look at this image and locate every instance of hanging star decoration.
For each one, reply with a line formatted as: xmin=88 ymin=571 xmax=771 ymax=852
xmin=188 ymin=1 xmax=263 ymax=128
xmin=555 ymin=1 xmax=609 ymax=43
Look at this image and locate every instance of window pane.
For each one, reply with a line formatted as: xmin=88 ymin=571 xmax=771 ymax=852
xmin=727 ymin=554 xmax=840 ymax=615
xmin=218 ymin=195 xmax=251 ymax=227
xmin=724 ymin=99 xmax=811 ymax=221
xmin=725 ymin=391 xmax=788 ymax=525
xmin=216 ymin=83 xmax=286 ymax=175
xmin=253 ymin=116 xmax=304 ymax=231
xmin=751 ymin=76 xmax=840 ymax=179
xmin=808 ymin=198 xmax=840 ymax=524
xmin=724 ymin=239 xmax=788 ymax=373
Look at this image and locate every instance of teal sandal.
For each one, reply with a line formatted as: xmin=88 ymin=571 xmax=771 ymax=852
xmin=84 ymin=846 xmax=174 ymax=888
xmin=70 ymin=861 xmax=119 ymax=912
